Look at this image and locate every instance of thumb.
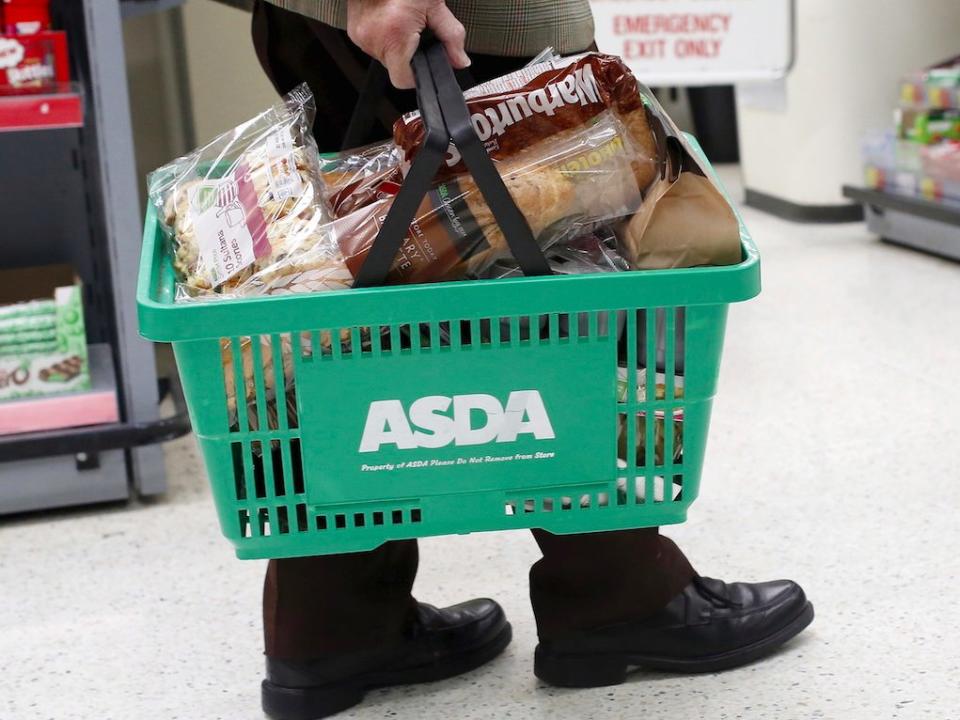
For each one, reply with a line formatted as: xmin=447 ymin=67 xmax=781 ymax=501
xmin=427 ymin=4 xmax=471 ymax=69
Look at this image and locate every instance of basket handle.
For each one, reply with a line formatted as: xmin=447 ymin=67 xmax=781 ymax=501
xmin=352 ymin=34 xmax=552 ymax=288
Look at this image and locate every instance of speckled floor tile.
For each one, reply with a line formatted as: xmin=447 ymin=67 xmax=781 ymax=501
xmin=1 ymin=169 xmax=958 ymax=719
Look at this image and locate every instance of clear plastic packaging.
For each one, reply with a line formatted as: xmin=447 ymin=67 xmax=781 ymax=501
xmin=330 ymin=109 xmax=645 ymax=284
xmin=148 ymin=84 xmax=352 ymax=302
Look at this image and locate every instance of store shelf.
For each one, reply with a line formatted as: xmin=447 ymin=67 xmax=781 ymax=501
xmin=0 ymin=344 xmax=119 ymax=437
xmin=0 ymin=368 xmax=189 ymax=464
xmin=0 ymin=86 xmax=83 ymax=132
xmin=844 ymin=185 xmax=960 ymax=262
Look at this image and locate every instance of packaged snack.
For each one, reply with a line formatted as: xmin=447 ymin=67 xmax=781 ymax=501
xmin=148 ymin=84 xmax=350 ymax=302
xmin=0 ymin=30 xmax=68 ymax=92
xmin=616 ymin=369 xmax=684 ymax=468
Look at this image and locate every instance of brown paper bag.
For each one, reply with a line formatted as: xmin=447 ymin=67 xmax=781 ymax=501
xmin=621 ymin=171 xmax=742 ymax=270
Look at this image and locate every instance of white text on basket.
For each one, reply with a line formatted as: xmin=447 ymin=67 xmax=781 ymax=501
xmin=358 ymin=391 xmax=556 ymax=453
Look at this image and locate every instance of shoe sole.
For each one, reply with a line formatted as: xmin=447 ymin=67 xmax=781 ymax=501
xmin=262 ymin=622 xmax=513 ymax=720
xmin=535 ymin=601 xmax=815 ymax=688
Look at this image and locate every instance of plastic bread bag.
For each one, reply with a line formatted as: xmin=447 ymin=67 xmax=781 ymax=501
xmin=317 ymin=48 xmax=564 ymax=220
xmin=147 ymin=84 xmax=351 ymax=302
xmin=393 ymin=52 xmax=661 ymax=193
xmin=329 ymin=109 xmax=646 ymax=285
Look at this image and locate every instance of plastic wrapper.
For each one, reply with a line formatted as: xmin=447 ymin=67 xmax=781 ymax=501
xmin=393 ymin=53 xmax=661 ymax=192
xmin=331 ymin=109 xmax=645 ymax=284
xmin=318 ymin=140 xmax=404 ymax=218
xmin=148 ymin=84 xmax=351 ymax=302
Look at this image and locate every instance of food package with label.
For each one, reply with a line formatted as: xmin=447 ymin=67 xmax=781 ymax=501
xmin=0 ymin=29 xmax=68 ymax=93
xmin=329 ymin=108 xmax=645 ymax=285
xmin=148 ymin=85 xmax=350 ymax=303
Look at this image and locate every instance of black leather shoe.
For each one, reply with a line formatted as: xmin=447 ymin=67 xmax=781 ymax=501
xmin=535 ymin=576 xmax=814 ymax=688
xmin=262 ymin=599 xmax=512 ymax=720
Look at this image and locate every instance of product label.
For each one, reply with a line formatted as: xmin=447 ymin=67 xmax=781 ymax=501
xmin=190 ymin=163 xmax=271 ymax=285
xmin=264 ymin=130 xmax=303 ymax=200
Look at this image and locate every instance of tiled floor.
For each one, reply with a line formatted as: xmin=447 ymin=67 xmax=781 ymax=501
xmin=2 ymin=171 xmax=959 ymax=719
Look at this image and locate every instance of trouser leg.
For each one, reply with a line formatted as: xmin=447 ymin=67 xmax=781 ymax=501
xmin=529 ymin=528 xmax=695 ymax=641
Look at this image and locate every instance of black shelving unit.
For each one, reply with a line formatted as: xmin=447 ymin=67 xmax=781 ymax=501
xmin=0 ymin=0 xmax=190 ymax=514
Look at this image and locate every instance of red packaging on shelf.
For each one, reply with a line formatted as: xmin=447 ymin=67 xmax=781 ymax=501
xmin=2 ymin=0 xmax=50 ymax=35
xmin=0 ymin=29 xmax=68 ymax=92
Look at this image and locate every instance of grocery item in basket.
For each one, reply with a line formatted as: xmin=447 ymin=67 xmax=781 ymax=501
xmin=620 ymin=169 xmax=742 ymax=270
xmin=332 ymin=109 xmax=645 ymax=284
xmin=616 ymin=368 xmax=684 ymax=468
xmin=393 ymin=53 xmax=661 ymax=191
xmin=319 ymin=140 xmax=405 ymax=218
xmin=481 ymin=226 xmax=628 ymax=279
xmin=148 ymin=85 xmax=351 ymax=301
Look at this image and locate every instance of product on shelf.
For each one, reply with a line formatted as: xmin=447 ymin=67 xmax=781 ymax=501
xmin=0 ymin=29 xmax=68 ymax=93
xmin=899 ymin=55 xmax=960 ymax=111
xmin=897 ymin=108 xmax=960 ymax=145
xmin=0 ymin=264 xmax=90 ymax=402
xmin=862 ymin=55 xmax=960 ymax=206
xmin=2 ymin=0 xmax=51 ymax=35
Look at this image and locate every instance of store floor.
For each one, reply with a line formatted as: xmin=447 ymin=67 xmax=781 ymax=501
xmin=2 ymin=170 xmax=959 ymax=720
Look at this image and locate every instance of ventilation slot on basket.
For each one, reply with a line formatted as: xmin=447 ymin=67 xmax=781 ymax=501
xmin=277 ymin=506 xmax=290 ymax=534
xmin=231 ymin=442 xmax=247 ymax=501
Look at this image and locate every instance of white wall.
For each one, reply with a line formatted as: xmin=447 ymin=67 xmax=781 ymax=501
xmin=180 ymin=0 xmax=279 ymax=144
xmin=737 ymin=0 xmax=960 ymax=207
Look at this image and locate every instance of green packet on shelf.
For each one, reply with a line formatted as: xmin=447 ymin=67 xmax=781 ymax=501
xmin=0 ymin=299 xmax=56 ymax=323
xmin=0 ymin=265 xmax=90 ymax=402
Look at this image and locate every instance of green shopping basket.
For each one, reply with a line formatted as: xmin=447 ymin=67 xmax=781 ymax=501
xmin=137 ymin=43 xmax=760 ymax=560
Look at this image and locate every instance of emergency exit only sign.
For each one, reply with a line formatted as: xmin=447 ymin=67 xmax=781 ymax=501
xmin=591 ymin=0 xmax=794 ymax=86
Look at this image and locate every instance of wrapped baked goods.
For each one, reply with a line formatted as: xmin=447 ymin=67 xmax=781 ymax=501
xmin=393 ymin=53 xmax=661 ymax=192
xmin=148 ymin=85 xmax=351 ymax=302
xmin=332 ymin=110 xmax=644 ymax=284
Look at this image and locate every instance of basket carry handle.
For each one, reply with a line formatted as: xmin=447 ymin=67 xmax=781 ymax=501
xmin=352 ymin=34 xmax=552 ymax=288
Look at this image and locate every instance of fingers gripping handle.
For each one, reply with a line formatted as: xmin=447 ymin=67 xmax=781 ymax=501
xmin=352 ymin=35 xmax=551 ymax=288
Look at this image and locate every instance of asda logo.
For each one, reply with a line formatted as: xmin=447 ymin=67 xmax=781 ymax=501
xmin=359 ymin=391 xmax=555 ymax=453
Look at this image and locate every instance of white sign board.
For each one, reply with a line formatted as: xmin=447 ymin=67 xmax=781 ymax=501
xmin=591 ymin=0 xmax=794 ymax=86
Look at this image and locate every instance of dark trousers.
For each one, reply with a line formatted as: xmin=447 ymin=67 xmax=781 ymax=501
xmin=251 ymin=2 xmax=696 ymax=661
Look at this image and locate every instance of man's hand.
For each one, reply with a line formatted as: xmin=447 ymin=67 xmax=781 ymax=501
xmin=347 ymin=0 xmax=470 ymax=89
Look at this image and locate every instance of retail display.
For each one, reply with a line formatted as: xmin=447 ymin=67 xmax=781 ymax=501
xmin=848 ymin=54 xmax=960 ymax=263
xmin=862 ymin=56 xmax=960 ymax=205
xmin=0 ymin=264 xmax=89 ymax=402
xmin=0 ymin=29 xmax=68 ymax=92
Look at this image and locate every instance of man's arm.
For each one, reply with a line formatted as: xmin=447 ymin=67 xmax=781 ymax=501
xmin=347 ymin=0 xmax=470 ymax=89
